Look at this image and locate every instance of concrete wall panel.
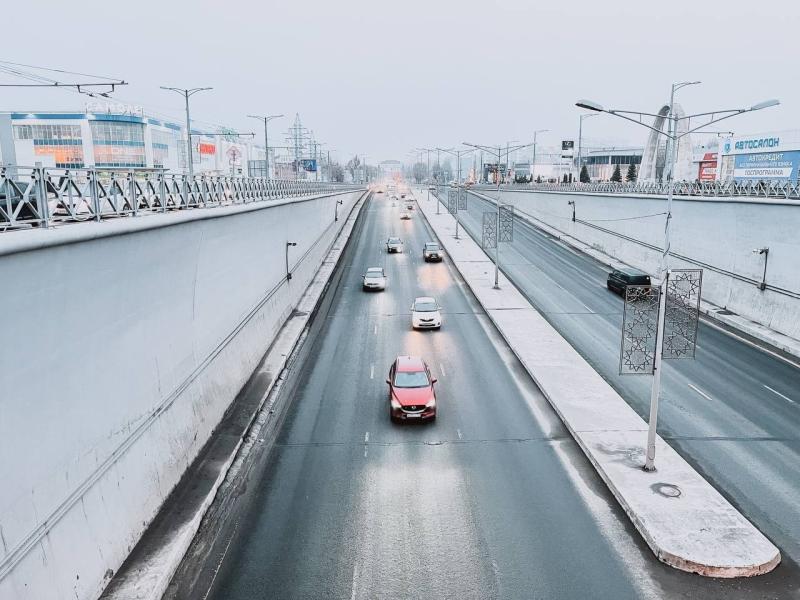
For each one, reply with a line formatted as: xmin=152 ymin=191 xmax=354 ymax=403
xmin=0 ymin=190 xmax=363 ymax=600
xmin=485 ymin=189 xmax=800 ymax=340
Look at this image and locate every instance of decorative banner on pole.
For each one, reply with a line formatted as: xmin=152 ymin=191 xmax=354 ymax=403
xmin=619 ymin=285 xmax=660 ymax=375
xmin=482 ymin=211 xmax=497 ymax=248
xmin=499 ymin=204 xmax=514 ymax=243
xmin=447 ymin=189 xmax=457 ymax=215
xmin=458 ymin=187 xmax=467 ymax=210
xmin=663 ymin=269 xmax=703 ymax=360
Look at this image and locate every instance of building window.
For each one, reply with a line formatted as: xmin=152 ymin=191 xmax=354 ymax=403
xmin=90 ymin=120 xmax=146 ymax=168
xmin=151 ymin=128 xmax=176 ymax=169
xmin=17 ymin=123 xmax=85 ymax=168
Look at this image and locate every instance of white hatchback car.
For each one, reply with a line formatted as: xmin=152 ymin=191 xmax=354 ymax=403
xmin=363 ymin=267 xmax=386 ymax=291
xmin=411 ymin=296 xmax=442 ymax=330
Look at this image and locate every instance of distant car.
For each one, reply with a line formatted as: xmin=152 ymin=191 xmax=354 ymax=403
xmin=362 ymin=267 xmax=386 ymax=291
xmin=422 ymin=242 xmax=443 ymax=262
xmin=387 ymin=356 xmax=437 ymax=422
xmin=400 ymin=211 xmax=412 ymax=220
xmin=405 ymin=202 xmax=414 ymax=210
xmin=386 ymin=237 xmax=404 ymax=253
xmin=607 ymin=268 xmax=652 ymax=295
xmin=428 ymin=185 xmax=435 ymax=191
xmin=401 ymin=193 xmax=407 ymax=199
xmin=376 ymin=190 xmax=384 ymax=194
xmin=411 ymin=296 xmax=442 ymax=329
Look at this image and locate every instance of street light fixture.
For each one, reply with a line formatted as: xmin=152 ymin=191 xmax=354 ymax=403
xmin=285 ymin=241 xmax=297 ymax=281
xmin=437 ymin=147 xmax=475 ymax=239
xmin=160 ymin=86 xmax=213 ymax=177
xmin=463 ymin=140 xmax=535 ymax=288
xmin=248 ymin=114 xmax=283 ymax=179
xmin=335 ymin=198 xmax=344 ymax=222
xmin=574 ymin=85 xmax=779 ymax=471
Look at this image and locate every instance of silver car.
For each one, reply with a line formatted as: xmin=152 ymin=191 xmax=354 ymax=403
xmin=387 ymin=237 xmax=404 ymax=253
xmin=363 ymin=267 xmax=386 ymax=291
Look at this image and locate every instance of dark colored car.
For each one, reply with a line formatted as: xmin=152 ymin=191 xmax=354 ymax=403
xmin=607 ymin=268 xmax=651 ymax=295
xmin=422 ymin=242 xmax=442 ymax=262
xmin=387 ymin=356 xmax=437 ymax=422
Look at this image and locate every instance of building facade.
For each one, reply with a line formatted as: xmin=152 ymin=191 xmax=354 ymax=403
xmin=0 ymin=107 xmax=266 ymax=176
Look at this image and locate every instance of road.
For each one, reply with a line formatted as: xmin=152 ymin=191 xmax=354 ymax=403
xmin=184 ymin=193 xmax=788 ymax=599
xmin=455 ymin=188 xmax=800 ymax=570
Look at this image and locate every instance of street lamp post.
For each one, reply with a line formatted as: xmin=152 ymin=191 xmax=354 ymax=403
xmin=248 ymin=114 xmax=283 ymax=179
xmin=464 ymin=141 xmax=535 ymax=288
xmin=160 ymin=86 xmax=213 ymax=177
xmin=577 ymin=115 xmax=597 ymax=181
xmin=285 ymin=241 xmax=297 ymax=281
xmin=576 ymin=87 xmax=779 ymax=471
xmin=335 ymin=199 xmax=343 ymax=222
xmin=437 ymin=147 xmax=474 ymax=239
xmin=532 ymin=129 xmax=548 ymax=182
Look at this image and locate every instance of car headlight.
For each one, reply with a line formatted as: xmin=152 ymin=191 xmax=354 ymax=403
xmin=425 ymin=398 xmax=436 ymax=408
xmin=391 ymin=398 xmax=401 ymax=410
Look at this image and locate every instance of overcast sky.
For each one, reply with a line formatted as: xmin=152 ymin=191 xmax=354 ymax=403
xmin=3 ymin=0 xmax=798 ymax=164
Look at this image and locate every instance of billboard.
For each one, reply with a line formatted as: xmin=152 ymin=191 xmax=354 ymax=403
xmin=698 ymin=152 xmax=717 ymax=181
xmin=561 ymin=140 xmax=574 ymax=159
xmin=301 ymin=158 xmax=317 ymax=172
xmin=733 ymin=151 xmax=800 ymax=181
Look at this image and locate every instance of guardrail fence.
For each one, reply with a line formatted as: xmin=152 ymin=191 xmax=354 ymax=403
xmin=478 ymin=180 xmax=800 ymax=200
xmin=0 ymin=165 xmax=362 ymax=231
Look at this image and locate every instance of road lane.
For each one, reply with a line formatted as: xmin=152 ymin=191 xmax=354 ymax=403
xmin=186 ymin=192 xmax=788 ymax=599
xmin=457 ymin=189 xmax=800 ymax=566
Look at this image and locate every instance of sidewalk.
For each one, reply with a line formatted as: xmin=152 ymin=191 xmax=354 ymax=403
xmin=414 ymin=188 xmax=780 ymax=577
xmin=468 ymin=189 xmax=800 ymax=364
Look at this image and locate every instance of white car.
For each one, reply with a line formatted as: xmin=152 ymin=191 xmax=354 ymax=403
xmin=400 ymin=210 xmax=412 ymax=220
xmin=411 ymin=296 xmax=442 ymax=330
xmin=386 ymin=237 xmax=404 ymax=253
xmin=363 ymin=267 xmax=386 ymax=291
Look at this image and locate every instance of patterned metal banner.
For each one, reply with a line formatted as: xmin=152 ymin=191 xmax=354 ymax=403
xmin=619 ymin=285 xmax=660 ymax=375
xmin=458 ymin=187 xmax=468 ymax=210
xmin=499 ymin=204 xmax=514 ymax=243
xmin=447 ymin=189 xmax=457 ymax=214
xmin=482 ymin=211 xmax=497 ymax=249
xmin=663 ymin=269 xmax=703 ymax=360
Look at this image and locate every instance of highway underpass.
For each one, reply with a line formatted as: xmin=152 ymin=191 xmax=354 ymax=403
xmin=163 ymin=192 xmax=796 ymax=600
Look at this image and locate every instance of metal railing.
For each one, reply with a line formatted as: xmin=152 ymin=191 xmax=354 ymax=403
xmin=477 ymin=180 xmax=800 ymax=201
xmin=0 ymin=165 xmax=363 ymax=231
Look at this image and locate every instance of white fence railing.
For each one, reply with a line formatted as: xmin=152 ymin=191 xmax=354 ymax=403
xmin=0 ymin=166 xmax=363 ymax=231
xmin=474 ymin=180 xmax=800 ymax=200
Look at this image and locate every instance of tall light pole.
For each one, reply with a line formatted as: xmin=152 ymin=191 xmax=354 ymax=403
xmin=434 ymin=147 xmax=452 ymax=215
xmin=437 ymin=147 xmax=474 ymax=239
xmin=531 ymin=129 xmax=548 ymax=182
xmin=464 ymin=141 xmax=534 ymax=287
xmin=505 ymin=140 xmax=518 ymax=184
xmin=577 ymin=115 xmax=597 ymax=181
xmin=576 ymin=88 xmax=779 ymax=471
xmin=247 ymin=114 xmax=283 ymax=179
xmin=160 ymin=86 xmax=212 ymax=177
xmin=416 ymin=147 xmax=434 ymax=202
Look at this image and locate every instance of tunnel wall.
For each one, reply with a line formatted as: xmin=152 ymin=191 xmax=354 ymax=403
xmin=481 ymin=188 xmax=800 ymax=340
xmin=0 ymin=189 xmax=364 ymax=600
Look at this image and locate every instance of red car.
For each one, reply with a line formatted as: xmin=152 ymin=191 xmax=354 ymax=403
xmin=386 ymin=356 xmax=437 ymax=422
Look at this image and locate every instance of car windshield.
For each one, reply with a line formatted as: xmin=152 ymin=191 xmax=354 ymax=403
xmin=425 ymin=244 xmax=439 ymax=250
xmin=394 ymin=370 xmax=429 ymax=388
xmin=365 ymin=272 xmax=382 ymax=278
xmin=414 ymin=300 xmax=438 ymax=312
xmin=388 ymin=238 xmax=401 ymax=244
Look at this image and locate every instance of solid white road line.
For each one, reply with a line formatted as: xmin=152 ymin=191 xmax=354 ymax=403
xmin=440 ymin=363 xmax=446 ymax=377
xmin=688 ymin=383 xmax=714 ymax=402
xmin=764 ymin=384 xmax=795 ymax=404
xmin=370 ymin=364 xmax=374 ymax=379
xmin=374 ymin=324 xmax=377 ymax=335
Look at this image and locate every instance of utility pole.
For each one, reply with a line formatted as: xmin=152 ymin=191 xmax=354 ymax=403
xmin=247 ymin=113 xmax=283 ymax=179
xmin=161 ymin=86 xmax=213 ymax=177
xmin=577 ymin=116 xmax=595 ymax=181
xmin=532 ymin=129 xmax=548 ymax=182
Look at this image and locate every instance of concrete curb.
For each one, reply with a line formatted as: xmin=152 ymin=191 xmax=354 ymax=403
xmin=415 ymin=188 xmax=781 ymax=578
xmin=101 ymin=191 xmax=370 ymax=600
xmin=469 ymin=189 xmax=800 ymax=364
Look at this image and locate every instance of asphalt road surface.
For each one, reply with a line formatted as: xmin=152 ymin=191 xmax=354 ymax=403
xmin=455 ymin=188 xmax=800 ymax=570
xmin=188 ymin=193 xmax=793 ymax=599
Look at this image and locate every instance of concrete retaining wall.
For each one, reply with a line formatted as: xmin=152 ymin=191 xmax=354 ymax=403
xmin=0 ymin=190 xmax=364 ymax=600
xmin=481 ymin=188 xmax=800 ymax=340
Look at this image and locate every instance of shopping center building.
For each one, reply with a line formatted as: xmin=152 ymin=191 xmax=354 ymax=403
xmin=0 ymin=106 xmax=266 ymax=176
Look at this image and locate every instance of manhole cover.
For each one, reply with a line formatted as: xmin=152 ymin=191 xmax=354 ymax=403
xmin=651 ymin=483 xmax=682 ymax=498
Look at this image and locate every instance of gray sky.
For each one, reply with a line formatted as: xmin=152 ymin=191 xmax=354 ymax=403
xmin=3 ymin=0 xmax=798 ymax=164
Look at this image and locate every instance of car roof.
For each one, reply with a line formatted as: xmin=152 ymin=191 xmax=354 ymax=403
xmin=395 ymin=355 xmax=426 ymax=372
xmin=618 ymin=268 xmax=649 ymax=277
xmin=414 ymin=296 xmax=436 ymax=304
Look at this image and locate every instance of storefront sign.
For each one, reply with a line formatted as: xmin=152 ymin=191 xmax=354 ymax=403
xmin=733 ymin=151 xmax=800 ymax=181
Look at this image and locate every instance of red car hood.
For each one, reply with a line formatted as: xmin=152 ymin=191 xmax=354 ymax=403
xmin=392 ymin=386 xmax=434 ymax=407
